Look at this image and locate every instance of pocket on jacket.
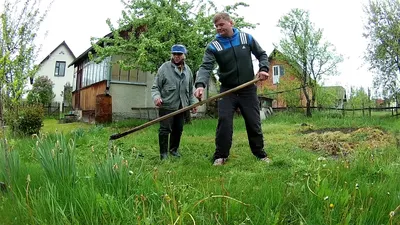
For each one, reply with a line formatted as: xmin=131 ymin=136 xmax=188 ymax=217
xmin=165 ymin=85 xmax=176 ymax=92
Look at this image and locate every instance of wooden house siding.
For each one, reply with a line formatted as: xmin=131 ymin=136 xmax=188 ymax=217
xmin=72 ymin=80 xmax=107 ymax=111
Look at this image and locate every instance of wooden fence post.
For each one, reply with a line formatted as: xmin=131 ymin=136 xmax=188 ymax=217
xmin=362 ymin=103 xmax=365 ymax=117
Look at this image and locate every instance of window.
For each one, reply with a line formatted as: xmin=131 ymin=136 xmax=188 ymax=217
xmin=81 ymin=57 xmax=111 ymax=88
xmin=55 ymin=61 xmax=66 ymax=76
xmin=272 ymin=65 xmax=285 ymax=84
xmin=111 ymin=66 xmax=147 ymax=83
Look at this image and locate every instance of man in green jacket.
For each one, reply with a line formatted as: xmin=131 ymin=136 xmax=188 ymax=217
xmin=151 ymin=44 xmax=197 ymax=160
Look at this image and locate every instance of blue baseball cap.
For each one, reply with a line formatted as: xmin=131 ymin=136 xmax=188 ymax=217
xmin=171 ymin=44 xmax=187 ymax=54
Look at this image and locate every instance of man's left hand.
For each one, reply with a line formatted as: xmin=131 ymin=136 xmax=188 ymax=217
xmin=257 ymin=71 xmax=269 ymax=81
xmin=191 ymin=107 xmax=197 ymax=114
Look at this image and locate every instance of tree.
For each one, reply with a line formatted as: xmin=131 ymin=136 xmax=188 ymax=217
xmin=363 ymin=0 xmax=400 ymax=107
xmin=277 ymin=77 xmax=302 ymax=108
xmin=27 ymin=76 xmax=55 ymax=106
xmin=0 ymin=0 xmax=51 ymax=126
xmin=346 ymin=87 xmax=372 ymax=109
xmin=91 ymin=0 xmax=256 ymax=74
xmin=62 ymin=82 xmax=73 ymax=106
xmin=316 ymin=86 xmax=343 ymax=108
xmin=276 ymin=8 xmax=343 ymax=117
xmin=0 ymin=0 xmax=51 ymax=186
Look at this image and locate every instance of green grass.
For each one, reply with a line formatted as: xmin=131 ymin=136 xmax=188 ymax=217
xmin=0 ymin=112 xmax=400 ymax=224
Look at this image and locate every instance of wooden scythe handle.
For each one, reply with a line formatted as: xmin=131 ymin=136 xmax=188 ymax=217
xmin=109 ymin=77 xmax=261 ymax=140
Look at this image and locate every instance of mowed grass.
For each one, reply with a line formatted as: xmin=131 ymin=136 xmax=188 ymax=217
xmin=0 ymin=111 xmax=399 ymax=224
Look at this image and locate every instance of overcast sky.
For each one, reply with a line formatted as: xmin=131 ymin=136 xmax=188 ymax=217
xmin=3 ymin=0 xmax=373 ymax=90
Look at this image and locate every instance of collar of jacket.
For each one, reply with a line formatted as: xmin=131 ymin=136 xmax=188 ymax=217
xmin=170 ymin=61 xmax=186 ymax=73
xmin=215 ymin=27 xmax=239 ymax=41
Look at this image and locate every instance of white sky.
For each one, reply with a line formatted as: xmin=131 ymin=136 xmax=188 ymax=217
xmin=3 ymin=0 xmax=373 ymax=90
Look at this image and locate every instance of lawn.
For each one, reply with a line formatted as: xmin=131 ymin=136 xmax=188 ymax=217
xmin=0 ymin=111 xmax=399 ymax=224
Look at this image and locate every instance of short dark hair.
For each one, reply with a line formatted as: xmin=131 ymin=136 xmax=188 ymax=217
xmin=213 ymin=12 xmax=232 ymax=24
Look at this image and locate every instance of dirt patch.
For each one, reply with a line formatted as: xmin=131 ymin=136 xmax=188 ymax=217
xmin=300 ymin=127 xmax=394 ymax=156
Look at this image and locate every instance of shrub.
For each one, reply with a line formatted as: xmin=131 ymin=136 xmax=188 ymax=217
xmin=27 ymin=76 xmax=55 ymax=106
xmin=5 ymin=104 xmax=44 ymax=136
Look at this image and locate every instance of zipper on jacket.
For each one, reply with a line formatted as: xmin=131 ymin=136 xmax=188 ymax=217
xmin=229 ymin=39 xmax=240 ymax=85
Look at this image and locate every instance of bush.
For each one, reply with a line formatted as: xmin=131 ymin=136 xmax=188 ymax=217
xmin=27 ymin=76 xmax=55 ymax=106
xmin=5 ymin=104 xmax=44 ymax=136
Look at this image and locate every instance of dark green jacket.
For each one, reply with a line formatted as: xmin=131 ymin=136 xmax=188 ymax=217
xmin=151 ymin=61 xmax=196 ymax=110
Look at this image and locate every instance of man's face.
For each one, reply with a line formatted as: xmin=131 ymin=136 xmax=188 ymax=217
xmin=214 ymin=18 xmax=233 ymax=37
xmin=172 ymin=53 xmax=184 ymax=64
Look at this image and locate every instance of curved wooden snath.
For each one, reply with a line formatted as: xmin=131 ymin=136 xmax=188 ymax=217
xmin=109 ymin=77 xmax=261 ymax=140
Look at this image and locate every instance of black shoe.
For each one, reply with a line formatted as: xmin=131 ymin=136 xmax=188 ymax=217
xmin=170 ymin=151 xmax=181 ymax=157
xmin=160 ymin=153 xmax=168 ymax=160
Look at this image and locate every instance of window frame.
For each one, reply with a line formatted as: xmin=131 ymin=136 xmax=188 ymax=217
xmin=54 ymin=61 xmax=66 ymax=77
xmin=272 ymin=65 xmax=285 ymax=84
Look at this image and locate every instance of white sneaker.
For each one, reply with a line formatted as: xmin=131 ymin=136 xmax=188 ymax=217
xmin=260 ymin=157 xmax=271 ymax=163
xmin=213 ymin=158 xmax=227 ymax=166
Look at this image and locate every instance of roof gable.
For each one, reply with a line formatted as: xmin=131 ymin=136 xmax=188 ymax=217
xmin=39 ymin=41 xmax=76 ymax=65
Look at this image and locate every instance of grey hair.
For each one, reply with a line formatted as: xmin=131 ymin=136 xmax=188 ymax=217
xmin=171 ymin=54 xmax=186 ymax=59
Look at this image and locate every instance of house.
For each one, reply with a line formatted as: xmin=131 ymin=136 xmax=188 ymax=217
xmin=258 ymin=49 xmax=310 ymax=108
xmin=320 ymin=86 xmax=347 ymax=108
xmin=69 ymin=31 xmax=207 ymax=123
xmin=36 ymin=41 xmax=76 ymax=103
xmin=68 ymin=31 xmax=154 ymax=123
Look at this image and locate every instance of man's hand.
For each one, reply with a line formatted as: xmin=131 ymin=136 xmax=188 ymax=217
xmin=194 ymin=87 xmax=204 ymax=100
xmin=257 ymin=71 xmax=269 ymax=81
xmin=191 ymin=107 xmax=197 ymax=114
xmin=154 ymin=98 xmax=163 ymax=107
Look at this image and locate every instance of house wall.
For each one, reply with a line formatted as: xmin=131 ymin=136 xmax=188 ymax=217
xmin=258 ymin=58 xmax=309 ymax=108
xmin=75 ymin=80 xmax=107 ymax=110
xmin=109 ymin=72 xmax=154 ymax=120
xmin=37 ymin=45 xmax=75 ymax=103
xmin=195 ymin=77 xmax=218 ymax=116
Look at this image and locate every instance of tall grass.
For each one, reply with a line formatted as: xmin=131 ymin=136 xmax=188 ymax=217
xmin=0 ymin=114 xmax=399 ymax=224
xmin=34 ymin=133 xmax=77 ymax=187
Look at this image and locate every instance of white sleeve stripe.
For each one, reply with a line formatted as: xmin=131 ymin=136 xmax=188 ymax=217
xmin=212 ymin=41 xmax=223 ymax=51
xmin=240 ymin=33 xmax=247 ymax=45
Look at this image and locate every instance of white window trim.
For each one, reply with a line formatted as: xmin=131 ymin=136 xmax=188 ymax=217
xmin=273 ymin=65 xmax=282 ymax=84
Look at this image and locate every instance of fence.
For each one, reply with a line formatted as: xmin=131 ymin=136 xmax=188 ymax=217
xmin=42 ymin=102 xmax=73 ymax=118
xmin=272 ymin=106 xmax=400 ymax=117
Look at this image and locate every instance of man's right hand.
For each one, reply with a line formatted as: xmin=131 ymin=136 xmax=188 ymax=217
xmin=194 ymin=87 xmax=204 ymax=100
xmin=154 ymin=98 xmax=163 ymax=107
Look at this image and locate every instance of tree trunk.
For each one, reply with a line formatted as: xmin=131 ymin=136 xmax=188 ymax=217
xmin=302 ymin=72 xmax=312 ymax=117
xmin=311 ymin=85 xmax=316 ymax=108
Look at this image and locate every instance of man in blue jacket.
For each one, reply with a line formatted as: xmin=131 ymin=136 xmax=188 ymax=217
xmin=194 ymin=12 xmax=271 ymax=166
xmin=152 ymin=44 xmax=197 ymax=160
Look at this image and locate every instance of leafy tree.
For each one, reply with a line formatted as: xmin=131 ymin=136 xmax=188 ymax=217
xmin=277 ymin=77 xmax=302 ymax=107
xmin=316 ymin=86 xmax=343 ymax=108
xmin=363 ymin=0 xmax=400 ymax=106
xmin=91 ymin=0 xmax=255 ymax=74
xmin=0 ymin=0 xmax=50 ymax=126
xmin=346 ymin=87 xmax=373 ymax=109
xmin=61 ymin=82 xmax=73 ymax=106
xmin=0 ymin=0 xmax=50 ymax=183
xmin=276 ymin=8 xmax=343 ymax=117
xmin=27 ymin=76 xmax=55 ymax=106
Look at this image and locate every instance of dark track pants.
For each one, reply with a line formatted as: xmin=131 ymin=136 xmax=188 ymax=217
xmin=214 ymin=84 xmax=267 ymax=160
